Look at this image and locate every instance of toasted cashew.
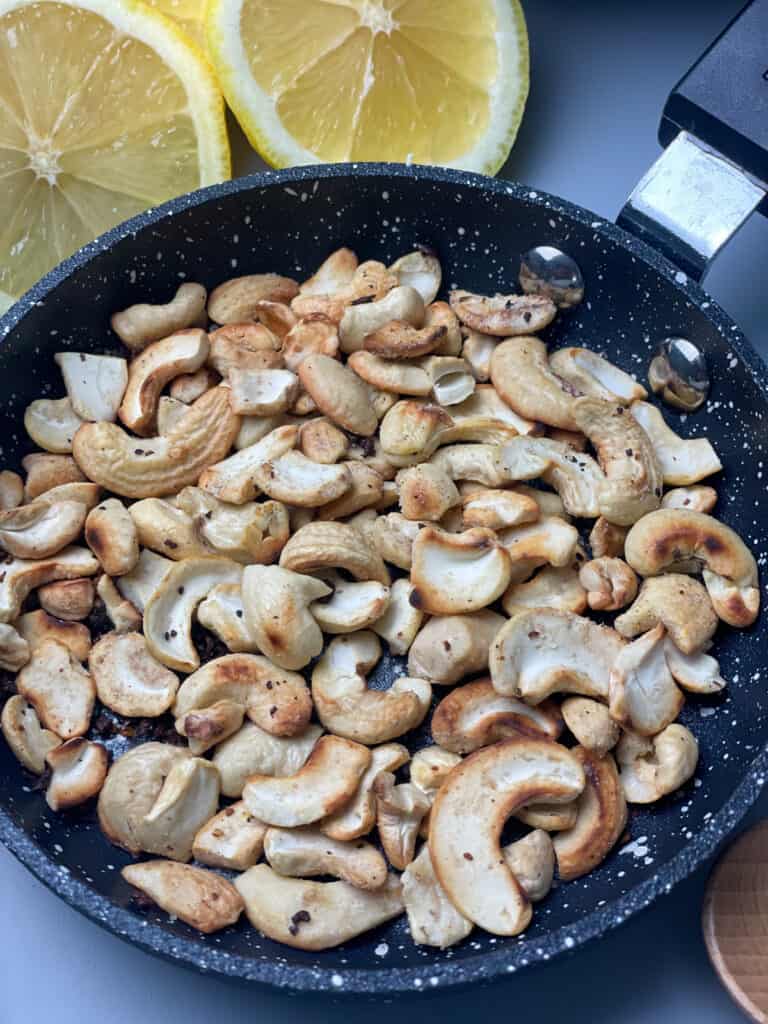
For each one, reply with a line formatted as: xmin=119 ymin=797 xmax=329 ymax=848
xmin=410 ymin=526 xmax=511 ymax=614
xmin=264 ymin=827 xmax=388 ymax=891
xmin=312 ymin=632 xmax=431 ymax=744
xmin=24 ymin=397 xmax=83 ymax=454
xmin=280 ymin=521 xmax=390 ymax=584
xmin=0 ymin=500 xmax=87 ymax=560
xmin=579 ymin=557 xmax=638 ymax=611
xmin=0 ymin=546 xmax=98 ymax=623
xmin=46 ymin=738 xmax=108 ymax=811
xmin=39 ymin=578 xmax=95 ymax=621
xmin=241 ymin=565 xmax=329 ymax=670
xmin=111 ymin=283 xmax=207 ymax=351
xmin=85 ymin=499 xmax=139 ymax=576
xmin=123 ymin=861 xmax=243 ymax=934
xmin=119 ymin=329 xmax=209 ymax=435
xmin=17 ymin=638 xmax=95 ymax=739
xmin=73 ymin=386 xmax=239 ymax=499
xmin=22 ymin=454 xmax=86 ymax=502
xmin=407 ymin=609 xmax=504 ymax=685
xmin=207 ymin=274 xmax=299 ymax=323
xmin=450 ymin=290 xmax=556 ymax=336
xmin=1 ymin=695 xmax=60 ymax=773
xmin=199 ymin=424 xmax=298 ymax=505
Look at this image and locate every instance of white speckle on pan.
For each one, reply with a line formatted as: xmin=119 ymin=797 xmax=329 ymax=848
xmin=528 ymin=190 xmax=538 ymax=199
xmin=331 ymin=974 xmax=343 ymax=987
xmin=674 ymin=271 xmax=687 ymax=285
xmin=564 ymin=936 xmax=575 ymax=948
xmin=381 ymin=190 xmax=389 ymax=200
xmin=620 ymin=837 xmax=650 ymax=859
xmin=374 ymin=943 xmax=389 ymax=957
xmin=284 ymin=187 xmax=297 ymax=197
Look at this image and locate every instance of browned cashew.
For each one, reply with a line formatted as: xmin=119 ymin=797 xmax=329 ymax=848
xmin=589 ymin=516 xmax=628 ymax=558
xmin=410 ymin=527 xmax=511 ymax=614
xmin=38 ymin=578 xmax=95 ymax=621
xmin=174 ymin=653 xmax=312 ymax=737
xmin=561 ymin=697 xmax=620 ymax=756
xmin=110 ymin=283 xmax=207 ymax=350
xmin=73 ymin=386 xmax=239 ymax=499
xmin=298 ymin=353 xmax=378 ymax=436
xmin=363 ymin=320 xmax=447 ymax=359
xmin=429 ymin=738 xmax=584 ymax=935
xmin=207 ymin=274 xmax=299 ymax=323
xmin=491 ymin=337 xmax=578 ymax=429
xmin=614 ymin=574 xmax=717 ymax=654
xmin=431 ymin=678 xmax=563 ymax=754
xmin=571 ymin=397 xmax=662 ymax=526
xmin=283 ymin=315 xmax=340 ymax=370
xmin=46 ymin=738 xmax=108 ymax=811
xmin=279 ymin=521 xmax=390 ymax=585
xmin=553 ymin=747 xmax=627 ymax=880
xmin=624 ymin=509 xmax=759 ymax=627
xmin=449 ymin=290 xmax=556 ymax=336
xmin=579 ymin=557 xmax=638 ymax=611
xmin=118 ymin=328 xmax=209 ymax=435
xmin=123 ymin=861 xmax=243 ymax=933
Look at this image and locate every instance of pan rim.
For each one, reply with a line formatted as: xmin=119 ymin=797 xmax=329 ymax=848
xmin=1 ymin=161 xmax=767 ymax=994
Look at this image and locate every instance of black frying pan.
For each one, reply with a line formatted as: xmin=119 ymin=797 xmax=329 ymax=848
xmin=1 ymin=0 xmax=768 ymax=997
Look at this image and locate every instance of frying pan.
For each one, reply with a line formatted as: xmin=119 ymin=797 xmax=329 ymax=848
xmin=1 ymin=0 xmax=768 ymax=997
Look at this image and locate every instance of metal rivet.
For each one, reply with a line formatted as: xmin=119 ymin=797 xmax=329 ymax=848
xmin=519 ymin=246 xmax=584 ymax=309
xmin=649 ymin=337 xmax=710 ymax=412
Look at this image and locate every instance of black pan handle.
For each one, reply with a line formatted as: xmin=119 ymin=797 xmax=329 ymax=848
xmin=617 ymin=0 xmax=768 ymax=281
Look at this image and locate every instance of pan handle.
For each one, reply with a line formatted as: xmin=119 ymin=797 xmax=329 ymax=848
xmin=617 ymin=0 xmax=768 ymax=281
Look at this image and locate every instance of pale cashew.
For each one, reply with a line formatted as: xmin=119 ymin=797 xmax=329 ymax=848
xmin=389 ymin=249 xmax=442 ymax=305
xmin=630 ymin=401 xmax=722 ymax=485
xmin=228 ymin=368 xmax=300 ymax=416
xmin=498 ymin=516 xmax=580 ymax=583
xmin=431 ymin=678 xmax=563 ymax=754
xmin=89 ymin=632 xmax=179 ymax=717
xmin=198 ymin=424 xmax=298 ymax=504
xmin=264 ymin=826 xmax=388 ymax=891
xmin=373 ymin=772 xmax=430 ymax=869
xmin=110 ymin=283 xmax=207 ymax=351
xmin=462 ymin=329 xmax=497 ymax=382
xmin=500 ymin=437 xmax=604 ymax=518
xmin=503 ymin=830 xmax=556 ymax=902
xmin=348 ymin=350 xmax=432 ymax=396
xmin=243 ymin=735 xmax=371 ymax=827
xmin=490 ymin=609 xmax=625 ymax=703
xmin=45 ymin=738 xmax=108 ymax=811
xmin=295 ymin=260 xmax=398 ymax=323
xmin=0 ymin=622 xmax=29 ymax=671
xmin=614 ymin=574 xmax=718 ymax=654
xmin=407 ymin=609 xmax=504 ymax=685
xmin=253 ymin=450 xmax=352 ymax=507
xmin=1 ymin=695 xmax=60 ymax=773
xmin=338 ymin=285 xmax=425 ymax=353
xmin=316 ymin=461 xmax=383 ymax=519
xmin=549 ymin=348 xmax=646 ymax=403
xmin=561 ymin=697 xmax=620 ymax=756
xmin=369 ymin=577 xmax=422 ymax=654
xmin=298 ymin=248 xmax=358 ymax=297
xmin=24 ymin=397 xmax=83 ymax=454
xmin=17 ymin=638 xmax=95 ymax=739
xmin=251 ymin=299 xmax=297 ymax=340
xmin=114 ymin=548 xmax=173 ymax=612
xmin=73 ymin=386 xmax=240 ymax=499
xmin=175 ymin=487 xmax=290 ymax=564
xmin=235 ymin=865 xmax=403 ymax=951
xmin=572 ymin=397 xmax=663 ymax=526
xmin=310 ymin=572 xmax=390 ymax=635
xmin=22 ymin=454 xmax=86 ymax=502
xmin=312 ymin=632 xmax=431 ymax=744
xmin=207 ymin=323 xmax=283 ymax=376
xmin=143 ymin=557 xmax=242 ymax=671
xmin=214 ymin=722 xmax=323 ymax=799
xmin=176 ymin=700 xmax=245 ymax=755
xmin=299 ymin=418 xmax=349 ymax=464
xmin=662 ymin=485 xmax=718 ymax=513
xmin=16 ymin=610 xmax=92 ymax=663
xmin=396 ymin=463 xmax=460 ymax=522
xmin=241 ymin=565 xmax=329 ymax=669
xmin=320 ymin=742 xmax=410 ymax=842
xmin=0 ymin=500 xmax=87 ymax=560
xmin=502 ymin=560 xmax=588 ymax=617
xmin=462 ymin=488 xmax=539 ymax=530
xmin=419 ymin=355 xmax=476 ymax=406
xmin=174 ymin=652 xmax=312 ymax=737
xmin=609 ymin=625 xmax=684 ymax=736
xmin=380 ymin=401 xmax=453 ymax=461
xmin=590 ymin=516 xmax=628 ymax=558
xmin=55 ymin=352 xmax=128 ymax=423
xmin=490 ymin=337 xmax=578 ymax=429
xmin=616 ymin=724 xmax=698 ymax=804
xmin=169 ymin=366 xmax=220 ymax=404
xmin=192 ymin=801 xmax=268 ymax=870
xmin=553 ymin=747 xmax=627 ymax=880
xmin=0 ymin=546 xmax=98 ymax=623
xmin=0 ymin=471 xmax=23 ymax=510
xmin=197 ymin=583 xmax=258 ymax=653
xmin=96 ymin=575 xmax=142 ymax=633
xmin=282 ymin=315 xmax=340 ymax=370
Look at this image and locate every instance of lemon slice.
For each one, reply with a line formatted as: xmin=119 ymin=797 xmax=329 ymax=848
xmin=0 ymin=0 xmax=230 ymax=301
xmin=207 ymin=0 xmax=528 ymax=174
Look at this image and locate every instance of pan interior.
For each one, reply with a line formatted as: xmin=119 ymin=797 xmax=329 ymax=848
xmin=1 ymin=166 xmax=766 ymax=990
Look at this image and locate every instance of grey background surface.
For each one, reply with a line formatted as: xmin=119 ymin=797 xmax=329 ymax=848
xmin=2 ymin=1 xmax=767 ymax=1021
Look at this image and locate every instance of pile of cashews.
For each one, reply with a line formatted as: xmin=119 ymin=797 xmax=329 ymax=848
xmin=0 ymin=246 xmax=759 ymax=948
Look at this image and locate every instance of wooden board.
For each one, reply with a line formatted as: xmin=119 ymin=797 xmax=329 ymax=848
xmin=703 ymin=820 xmax=768 ymax=1024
